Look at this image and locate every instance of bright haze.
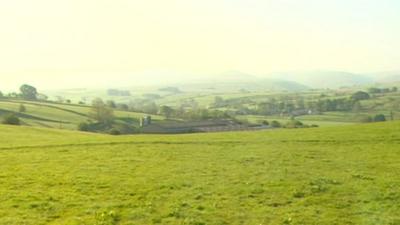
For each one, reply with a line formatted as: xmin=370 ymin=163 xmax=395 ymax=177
xmin=0 ymin=0 xmax=399 ymax=90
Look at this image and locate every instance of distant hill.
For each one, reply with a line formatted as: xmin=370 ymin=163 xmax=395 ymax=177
xmin=370 ymin=71 xmax=400 ymax=83
xmin=173 ymin=71 xmax=309 ymax=92
xmin=269 ymin=71 xmax=374 ymax=89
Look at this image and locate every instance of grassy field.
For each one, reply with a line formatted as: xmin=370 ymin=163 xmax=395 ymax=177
xmin=237 ymin=114 xmax=355 ymax=127
xmin=39 ymin=86 xmax=400 ymax=129
xmin=0 ymin=122 xmax=399 ymax=224
xmin=0 ymin=99 xmax=164 ymax=130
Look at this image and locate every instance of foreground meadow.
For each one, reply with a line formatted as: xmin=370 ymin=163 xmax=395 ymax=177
xmin=0 ymin=122 xmax=399 ymax=224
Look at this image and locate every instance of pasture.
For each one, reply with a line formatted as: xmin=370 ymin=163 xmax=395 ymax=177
xmin=0 ymin=122 xmax=399 ymax=224
xmin=0 ymin=99 xmax=163 ymax=131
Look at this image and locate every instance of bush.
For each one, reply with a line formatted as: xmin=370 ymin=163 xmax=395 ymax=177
xmin=2 ymin=114 xmax=20 ymax=125
xmin=113 ymin=123 xmax=136 ymax=134
xmin=109 ymin=128 xmax=121 ymax=135
xmin=270 ymin=120 xmax=281 ymax=128
xmin=285 ymin=119 xmax=303 ymax=128
xmin=351 ymin=91 xmax=370 ymax=101
xmin=261 ymin=120 xmax=269 ymax=126
xmin=77 ymin=122 xmax=90 ymax=131
xmin=19 ymin=104 xmax=26 ymax=113
xmin=373 ymin=114 xmax=386 ymax=122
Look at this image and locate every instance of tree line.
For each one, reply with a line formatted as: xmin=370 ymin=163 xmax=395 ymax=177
xmin=0 ymin=84 xmax=48 ymax=101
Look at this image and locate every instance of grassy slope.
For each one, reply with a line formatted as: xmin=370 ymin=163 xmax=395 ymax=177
xmin=0 ymin=122 xmax=400 ymax=224
xmin=0 ymin=100 xmax=164 ymax=130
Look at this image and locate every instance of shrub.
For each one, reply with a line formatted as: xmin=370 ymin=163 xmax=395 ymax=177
xmin=113 ymin=123 xmax=136 ymax=134
xmin=351 ymin=91 xmax=370 ymax=101
xmin=109 ymin=128 xmax=121 ymax=135
xmin=2 ymin=114 xmax=20 ymax=125
xmin=77 ymin=122 xmax=90 ymax=131
xmin=285 ymin=120 xmax=303 ymax=128
xmin=19 ymin=104 xmax=26 ymax=113
xmin=261 ymin=120 xmax=269 ymax=126
xmin=270 ymin=120 xmax=281 ymax=128
xmin=373 ymin=114 xmax=386 ymax=122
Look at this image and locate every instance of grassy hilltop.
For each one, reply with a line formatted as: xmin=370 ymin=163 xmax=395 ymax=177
xmin=0 ymin=122 xmax=399 ymax=224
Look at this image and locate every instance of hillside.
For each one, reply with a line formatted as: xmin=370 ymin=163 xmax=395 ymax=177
xmin=171 ymin=71 xmax=309 ymax=92
xmin=0 ymin=122 xmax=399 ymax=224
xmin=270 ymin=71 xmax=374 ymax=89
xmin=0 ymin=99 xmax=164 ymax=131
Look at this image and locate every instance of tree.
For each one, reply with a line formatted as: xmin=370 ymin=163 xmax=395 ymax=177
xmin=2 ymin=114 xmax=20 ymax=125
xmin=213 ymin=96 xmax=225 ymax=107
xmin=19 ymin=104 xmax=26 ymax=113
xmin=373 ymin=114 xmax=386 ymax=122
xmin=368 ymin=88 xmax=382 ymax=94
xmin=142 ymin=102 xmax=158 ymax=114
xmin=37 ymin=93 xmax=48 ymax=101
xmin=106 ymin=100 xmax=117 ymax=108
xmin=0 ymin=91 xmax=3 ymax=98
xmin=89 ymin=98 xmax=114 ymax=125
xmin=351 ymin=91 xmax=370 ymax=101
xmin=8 ymin=92 xmax=19 ymax=98
xmin=159 ymin=105 xmax=174 ymax=118
xmin=116 ymin=103 xmax=129 ymax=111
xmin=20 ymin=84 xmax=38 ymax=100
xmin=296 ymin=98 xmax=305 ymax=110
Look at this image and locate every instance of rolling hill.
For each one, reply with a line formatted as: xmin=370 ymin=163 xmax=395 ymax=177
xmin=171 ymin=71 xmax=309 ymax=92
xmin=0 ymin=99 xmax=164 ymax=130
xmin=270 ymin=71 xmax=374 ymax=89
xmin=0 ymin=121 xmax=399 ymax=224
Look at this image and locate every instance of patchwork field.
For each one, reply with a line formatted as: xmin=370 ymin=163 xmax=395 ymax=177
xmin=0 ymin=100 xmax=164 ymax=130
xmin=0 ymin=122 xmax=399 ymax=224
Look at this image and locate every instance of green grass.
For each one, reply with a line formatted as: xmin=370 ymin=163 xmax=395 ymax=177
xmin=0 ymin=122 xmax=399 ymax=224
xmin=0 ymin=99 xmax=164 ymax=130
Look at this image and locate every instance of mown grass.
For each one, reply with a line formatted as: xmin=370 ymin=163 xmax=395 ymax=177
xmin=0 ymin=122 xmax=400 ymax=224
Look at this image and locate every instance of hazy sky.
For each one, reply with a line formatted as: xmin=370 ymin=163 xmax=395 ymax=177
xmin=0 ymin=0 xmax=399 ymax=90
